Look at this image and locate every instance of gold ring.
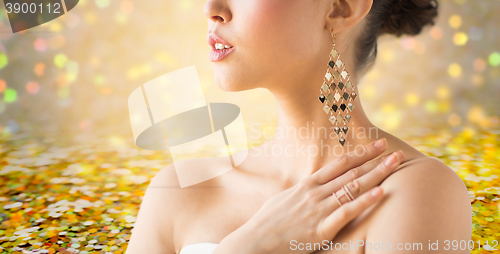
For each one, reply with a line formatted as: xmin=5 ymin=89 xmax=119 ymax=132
xmin=336 ymin=187 xmax=347 ymax=200
xmin=343 ymin=185 xmax=355 ymax=202
xmin=332 ymin=191 xmax=343 ymax=206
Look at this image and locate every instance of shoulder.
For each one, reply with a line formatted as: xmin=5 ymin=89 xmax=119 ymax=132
xmin=382 ymin=156 xmax=468 ymax=190
xmin=363 ymin=156 xmax=472 ymax=253
xmin=127 ymin=157 xmax=236 ymax=253
xmin=126 ymin=163 xmax=178 ymax=253
xmin=382 ymin=156 xmax=470 ymax=202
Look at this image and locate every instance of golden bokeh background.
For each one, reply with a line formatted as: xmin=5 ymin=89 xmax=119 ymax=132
xmin=0 ymin=0 xmax=498 ymax=136
xmin=0 ymin=0 xmax=499 ymax=253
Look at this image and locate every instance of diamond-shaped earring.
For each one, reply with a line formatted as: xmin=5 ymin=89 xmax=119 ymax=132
xmin=318 ymin=33 xmax=357 ymax=146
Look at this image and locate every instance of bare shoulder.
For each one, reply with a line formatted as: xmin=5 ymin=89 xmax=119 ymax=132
xmin=382 ymin=156 xmax=470 ymax=202
xmin=362 ymin=156 xmax=472 ymax=253
xmin=126 ymin=163 xmax=179 ymax=254
xmin=127 ymin=156 xmax=238 ymax=254
xmin=383 ymin=155 xmax=468 ymax=190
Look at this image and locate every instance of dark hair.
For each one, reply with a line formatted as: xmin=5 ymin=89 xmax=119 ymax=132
xmin=354 ymin=0 xmax=439 ymax=77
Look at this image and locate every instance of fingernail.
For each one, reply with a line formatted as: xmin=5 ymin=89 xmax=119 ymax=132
xmin=371 ymin=187 xmax=382 ymax=197
xmin=399 ymin=150 xmax=404 ymax=158
xmin=384 ymin=152 xmax=398 ymax=167
xmin=373 ymin=138 xmax=386 ymax=149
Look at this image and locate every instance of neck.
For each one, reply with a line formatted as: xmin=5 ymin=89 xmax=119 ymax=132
xmin=260 ymin=74 xmax=379 ymax=184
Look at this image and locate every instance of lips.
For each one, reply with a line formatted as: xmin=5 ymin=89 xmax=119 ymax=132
xmin=207 ymin=33 xmax=235 ymax=62
xmin=207 ymin=33 xmax=233 ymax=50
xmin=209 ymin=47 xmax=235 ymax=62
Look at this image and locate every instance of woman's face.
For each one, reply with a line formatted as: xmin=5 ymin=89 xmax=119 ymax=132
xmin=204 ymin=0 xmax=331 ymax=92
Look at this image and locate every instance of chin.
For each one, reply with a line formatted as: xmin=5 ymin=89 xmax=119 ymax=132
xmin=213 ymin=69 xmax=254 ymax=92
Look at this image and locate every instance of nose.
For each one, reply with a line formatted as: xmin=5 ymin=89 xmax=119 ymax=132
xmin=203 ymin=0 xmax=231 ymax=23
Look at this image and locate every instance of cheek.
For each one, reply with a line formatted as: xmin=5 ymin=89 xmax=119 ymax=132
xmin=240 ymin=0 xmax=321 ymax=72
xmin=215 ymin=0 xmax=323 ymax=91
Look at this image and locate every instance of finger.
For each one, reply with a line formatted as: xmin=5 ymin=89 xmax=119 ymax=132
xmin=322 ymin=150 xmax=403 ymax=205
xmin=318 ymin=186 xmax=383 ymax=239
xmin=313 ymin=138 xmax=388 ymax=184
xmin=324 ymin=153 xmax=392 ymax=191
xmin=348 ymin=150 xmax=404 ymax=195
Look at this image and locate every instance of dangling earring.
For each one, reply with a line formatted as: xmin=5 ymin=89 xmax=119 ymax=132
xmin=318 ymin=33 xmax=357 ymax=146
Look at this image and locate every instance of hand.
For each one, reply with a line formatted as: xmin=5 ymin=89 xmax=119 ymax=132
xmin=235 ymin=138 xmax=404 ymax=254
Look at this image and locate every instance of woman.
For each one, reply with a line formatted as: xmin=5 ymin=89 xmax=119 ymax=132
xmin=127 ymin=0 xmax=472 ymax=253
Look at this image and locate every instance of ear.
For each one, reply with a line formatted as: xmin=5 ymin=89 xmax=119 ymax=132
xmin=324 ymin=0 xmax=373 ymax=34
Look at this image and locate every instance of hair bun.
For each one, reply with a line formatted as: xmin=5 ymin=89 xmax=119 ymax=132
xmin=381 ymin=0 xmax=439 ymax=37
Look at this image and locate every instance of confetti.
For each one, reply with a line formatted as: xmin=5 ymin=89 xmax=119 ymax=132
xmin=0 ymin=125 xmax=169 ymax=253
